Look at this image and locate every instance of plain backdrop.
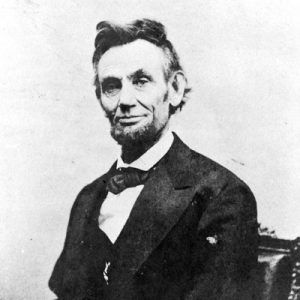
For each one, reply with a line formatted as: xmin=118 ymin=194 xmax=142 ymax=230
xmin=0 ymin=0 xmax=299 ymax=299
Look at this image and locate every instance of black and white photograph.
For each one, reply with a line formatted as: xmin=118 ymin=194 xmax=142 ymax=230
xmin=0 ymin=1 xmax=299 ymax=299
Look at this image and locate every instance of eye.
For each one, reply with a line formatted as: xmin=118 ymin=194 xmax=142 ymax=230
xmin=133 ymin=77 xmax=150 ymax=88
xmin=101 ymin=79 xmax=121 ymax=97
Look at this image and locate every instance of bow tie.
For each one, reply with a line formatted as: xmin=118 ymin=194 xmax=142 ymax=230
xmin=107 ymin=167 xmax=151 ymax=195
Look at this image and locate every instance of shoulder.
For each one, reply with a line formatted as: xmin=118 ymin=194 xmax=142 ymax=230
xmin=68 ymin=173 xmax=108 ymax=217
xmin=189 ymin=149 xmax=257 ymax=226
xmin=193 ymin=148 xmax=255 ymax=202
xmin=191 ymin=148 xmax=250 ymax=192
xmin=169 ymin=135 xmax=257 ymax=218
xmin=169 ymin=133 xmax=253 ymax=196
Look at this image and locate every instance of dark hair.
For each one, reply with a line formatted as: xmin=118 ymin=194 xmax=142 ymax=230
xmin=92 ymin=18 xmax=191 ymax=113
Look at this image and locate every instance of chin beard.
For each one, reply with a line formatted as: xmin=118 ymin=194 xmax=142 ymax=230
xmin=110 ymin=121 xmax=168 ymax=163
xmin=110 ymin=122 xmax=161 ymax=149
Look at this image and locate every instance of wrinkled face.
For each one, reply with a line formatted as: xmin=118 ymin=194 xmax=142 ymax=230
xmin=97 ymin=39 xmax=171 ymax=146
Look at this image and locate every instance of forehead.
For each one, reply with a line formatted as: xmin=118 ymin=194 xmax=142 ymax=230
xmin=97 ymin=39 xmax=167 ymax=79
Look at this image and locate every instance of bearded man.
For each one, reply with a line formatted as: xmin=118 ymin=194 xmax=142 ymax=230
xmin=49 ymin=19 xmax=258 ymax=300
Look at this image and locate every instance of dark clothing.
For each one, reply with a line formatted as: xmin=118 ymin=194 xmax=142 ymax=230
xmin=49 ymin=134 xmax=258 ymax=299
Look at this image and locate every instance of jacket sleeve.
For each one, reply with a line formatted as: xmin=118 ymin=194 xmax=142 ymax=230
xmin=48 ymin=186 xmax=89 ymax=299
xmin=184 ymin=181 xmax=258 ymax=300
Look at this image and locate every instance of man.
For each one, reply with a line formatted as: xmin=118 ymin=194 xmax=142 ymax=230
xmin=49 ymin=19 xmax=258 ymax=299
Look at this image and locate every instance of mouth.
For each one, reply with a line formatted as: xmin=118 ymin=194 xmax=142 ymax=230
xmin=116 ymin=115 xmax=145 ymax=126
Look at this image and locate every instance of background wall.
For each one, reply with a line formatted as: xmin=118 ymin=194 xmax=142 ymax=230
xmin=1 ymin=0 xmax=299 ymax=299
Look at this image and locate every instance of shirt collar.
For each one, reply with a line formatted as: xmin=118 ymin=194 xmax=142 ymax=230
xmin=116 ymin=131 xmax=174 ymax=171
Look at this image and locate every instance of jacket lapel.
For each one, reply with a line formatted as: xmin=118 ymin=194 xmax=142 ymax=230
xmin=110 ymin=135 xmax=199 ymax=278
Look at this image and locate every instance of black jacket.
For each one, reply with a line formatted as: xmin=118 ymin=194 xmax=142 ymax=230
xmin=49 ymin=134 xmax=258 ymax=299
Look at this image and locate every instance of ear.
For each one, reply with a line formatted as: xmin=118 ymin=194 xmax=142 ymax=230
xmin=167 ymin=71 xmax=187 ymax=108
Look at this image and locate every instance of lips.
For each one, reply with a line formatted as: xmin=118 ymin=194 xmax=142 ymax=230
xmin=116 ymin=115 xmax=144 ymax=125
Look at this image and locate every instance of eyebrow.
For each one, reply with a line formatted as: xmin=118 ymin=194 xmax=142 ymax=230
xmin=100 ymin=76 xmax=121 ymax=84
xmin=100 ymin=69 xmax=154 ymax=84
xmin=128 ymin=69 xmax=154 ymax=81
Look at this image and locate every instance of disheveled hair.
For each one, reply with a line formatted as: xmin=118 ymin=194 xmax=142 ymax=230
xmin=92 ymin=18 xmax=191 ymax=114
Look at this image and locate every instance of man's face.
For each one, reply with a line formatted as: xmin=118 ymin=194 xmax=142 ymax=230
xmin=97 ymin=39 xmax=171 ymax=146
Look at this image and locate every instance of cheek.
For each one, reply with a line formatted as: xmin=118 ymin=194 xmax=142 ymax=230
xmin=100 ymin=96 xmax=118 ymax=114
xmin=153 ymin=92 xmax=170 ymax=122
xmin=139 ymin=88 xmax=168 ymax=111
xmin=154 ymin=102 xmax=169 ymax=123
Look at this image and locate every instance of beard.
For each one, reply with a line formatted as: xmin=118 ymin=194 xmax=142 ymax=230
xmin=109 ymin=119 xmax=168 ymax=164
xmin=109 ymin=117 xmax=168 ymax=150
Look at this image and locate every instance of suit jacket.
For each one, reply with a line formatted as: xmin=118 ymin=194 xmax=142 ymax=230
xmin=49 ymin=134 xmax=258 ymax=300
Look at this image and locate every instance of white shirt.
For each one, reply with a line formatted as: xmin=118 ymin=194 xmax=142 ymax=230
xmin=99 ymin=131 xmax=174 ymax=243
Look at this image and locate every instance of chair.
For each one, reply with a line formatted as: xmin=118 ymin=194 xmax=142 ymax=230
xmin=257 ymin=228 xmax=300 ymax=300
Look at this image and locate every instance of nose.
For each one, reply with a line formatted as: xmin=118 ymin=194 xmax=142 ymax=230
xmin=118 ymin=82 xmax=136 ymax=109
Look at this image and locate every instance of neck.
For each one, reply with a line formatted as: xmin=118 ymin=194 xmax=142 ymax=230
xmin=121 ymin=126 xmax=169 ymax=164
xmin=121 ymin=141 xmax=154 ymax=164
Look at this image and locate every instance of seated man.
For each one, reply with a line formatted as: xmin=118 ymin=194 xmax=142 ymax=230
xmin=49 ymin=19 xmax=258 ymax=299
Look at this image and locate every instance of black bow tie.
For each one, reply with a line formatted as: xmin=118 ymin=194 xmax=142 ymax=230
xmin=107 ymin=167 xmax=151 ymax=195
